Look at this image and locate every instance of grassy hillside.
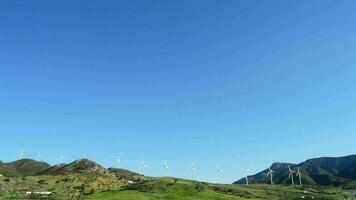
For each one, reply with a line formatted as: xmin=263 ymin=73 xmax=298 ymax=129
xmin=0 ymin=173 xmax=351 ymax=200
xmin=86 ymin=178 xmax=350 ymax=200
xmin=87 ymin=190 xmax=240 ymax=200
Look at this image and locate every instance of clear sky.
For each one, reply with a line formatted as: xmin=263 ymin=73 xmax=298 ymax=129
xmin=1 ymin=0 xmax=356 ymax=183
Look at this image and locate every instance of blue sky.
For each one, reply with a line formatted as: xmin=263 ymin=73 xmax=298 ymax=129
xmin=1 ymin=0 xmax=356 ymax=183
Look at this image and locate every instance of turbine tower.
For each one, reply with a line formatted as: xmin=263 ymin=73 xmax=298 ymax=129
xmin=139 ymin=158 xmax=148 ymax=176
xmin=296 ymin=167 xmax=302 ymax=186
xmin=216 ymin=164 xmax=223 ymax=184
xmin=241 ymin=168 xmax=252 ymax=185
xmin=188 ymin=161 xmax=197 ymax=179
xmin=288 ymin=166 xmax=295 ymax=185
xmin=36 ymin=152 xmax=41 ymax=162
xmin=162 ymin=161 xmax=170 ymax=177
xmin=112 ymin=154 xmax=122 ymax=168
xmin=266 ymin=167 xmax=275 ymax=184
xmin=18 ymin=148 xmax=25 ymax=159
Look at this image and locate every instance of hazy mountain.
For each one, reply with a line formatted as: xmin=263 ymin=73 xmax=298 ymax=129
xmin=234 ymin=154 xmax=356 ymax=187
xmin=0 ymin=159 xmax=51 ymax=177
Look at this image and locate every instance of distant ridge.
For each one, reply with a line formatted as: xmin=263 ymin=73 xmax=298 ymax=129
xmin=233 ymin=154 xmax=356 ymax=187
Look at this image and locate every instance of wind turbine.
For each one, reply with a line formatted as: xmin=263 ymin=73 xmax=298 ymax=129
xmin=162 ymin=161 xmax=170 ymax=177
xmin=139 ymin=158 xmax=148 ymax=176
xmin=296 ymin=167 xmax=302 ymax=186
xmin=18 ymin=147 xmax=25 ymax=159
xmin=112 ymin=154 xmax=122 ymax=168
xmin=266 ymin=168 xmax=275 ymax=184
xmin=288 ymin=166 xmax=295 ymax=185
xmin=216 ymin=164 xmax=224 ymax=184
xmin=188 ymin=161 xmax=197 ymax=179
xmin=36 ymin=152 xmax=41 ymax=162
xmin=82 ymin=152 xmax=87 ymax=159
xmin=58 ymin=151 xmax=66 ymax=164
xmin=241 ymin=168 xmax=252 ymax=185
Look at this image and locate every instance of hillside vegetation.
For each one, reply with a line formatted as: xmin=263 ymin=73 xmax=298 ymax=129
xmin=87 ymin=178 xmax=350 ymax=200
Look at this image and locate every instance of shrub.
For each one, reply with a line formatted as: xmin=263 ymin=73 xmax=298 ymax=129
xmin=37 ymin=179 xmax=47 ymax=185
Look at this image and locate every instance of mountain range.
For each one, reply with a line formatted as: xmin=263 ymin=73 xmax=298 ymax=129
xmin=0 ymin=158 xmax=51 ymax=177
xmin=234 ymin=154 xmax=356 ymax=188
xmin=1 ymin=154 xmax=356 ymax=188
xmin=0 ymin=158 xmax=141 ymax=182
xmin=1 ymin=155 xmax=355 ymax=199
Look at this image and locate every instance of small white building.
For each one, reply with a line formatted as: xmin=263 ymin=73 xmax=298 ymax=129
xmin=25 ymin=191 xmax=52 ymax=195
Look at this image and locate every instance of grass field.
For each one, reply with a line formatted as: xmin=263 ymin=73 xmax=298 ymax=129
xmin=87 ymin=190 xmax=242 ymax=200
xmin=0 ymin=174 xmax=351 ymax=200
xmin=86 ymin=178 xmax=350 ymax=200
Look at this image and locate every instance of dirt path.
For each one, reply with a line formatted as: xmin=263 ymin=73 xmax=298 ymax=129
xmin=347 ymin=191 xmax=356 ymax=200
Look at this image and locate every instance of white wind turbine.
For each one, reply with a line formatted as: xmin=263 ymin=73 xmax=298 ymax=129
xmin=112 ymin=154 xmax=122 ymax=168
xmin=58 ymin=151 xmax=66 ymax=164
xmin=188 ymin=161 xmax=197 ymax=179
xmin=162 ymin=161 xmax=170 ymax=177
xmin=82 ymin=152 xmax=87 ymax=159
xmin=288 ymin=166 xmax=295 ymax=185
xmin=267 ymin=168 xmax=275 ymax=184
xmin=296 ymin=167 xmax=302 ymax=186
xmin=216 ymin=164 xmax=224 ymax=184
xmin=18 ymin=147 xmax=25 ymax=159
xmin=139 ymin=158 xmax=148 ymax=176
xmin=241 ymin=168 xmax=252 ymax=185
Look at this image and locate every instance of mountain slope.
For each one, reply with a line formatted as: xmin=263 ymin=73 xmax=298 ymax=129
xmin=233 ymin=154 xmax=356 ymax=187
xmin=0 ymin=159 xmax=51 ymax=177
xmin=108 ymin=167 xmax=142 ymax=181
xmin=40 ymin=159 xmax=113 ymax=176
xmin=234 ymin=162 xmax=297 ymax=185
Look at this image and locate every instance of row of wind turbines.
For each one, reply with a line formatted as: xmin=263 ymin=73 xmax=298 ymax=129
xmin=17 ymin=148 xmax=67 ymax=164
xmin=264 ymin=166 xmax=303 ymax=186
xmin=112 ymin=155 xmax=226 ymax=183
xmin=136 ymin=158 xmax=303 ymax=186
xmin=16 ymin=148 xmax=303 ymax=185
